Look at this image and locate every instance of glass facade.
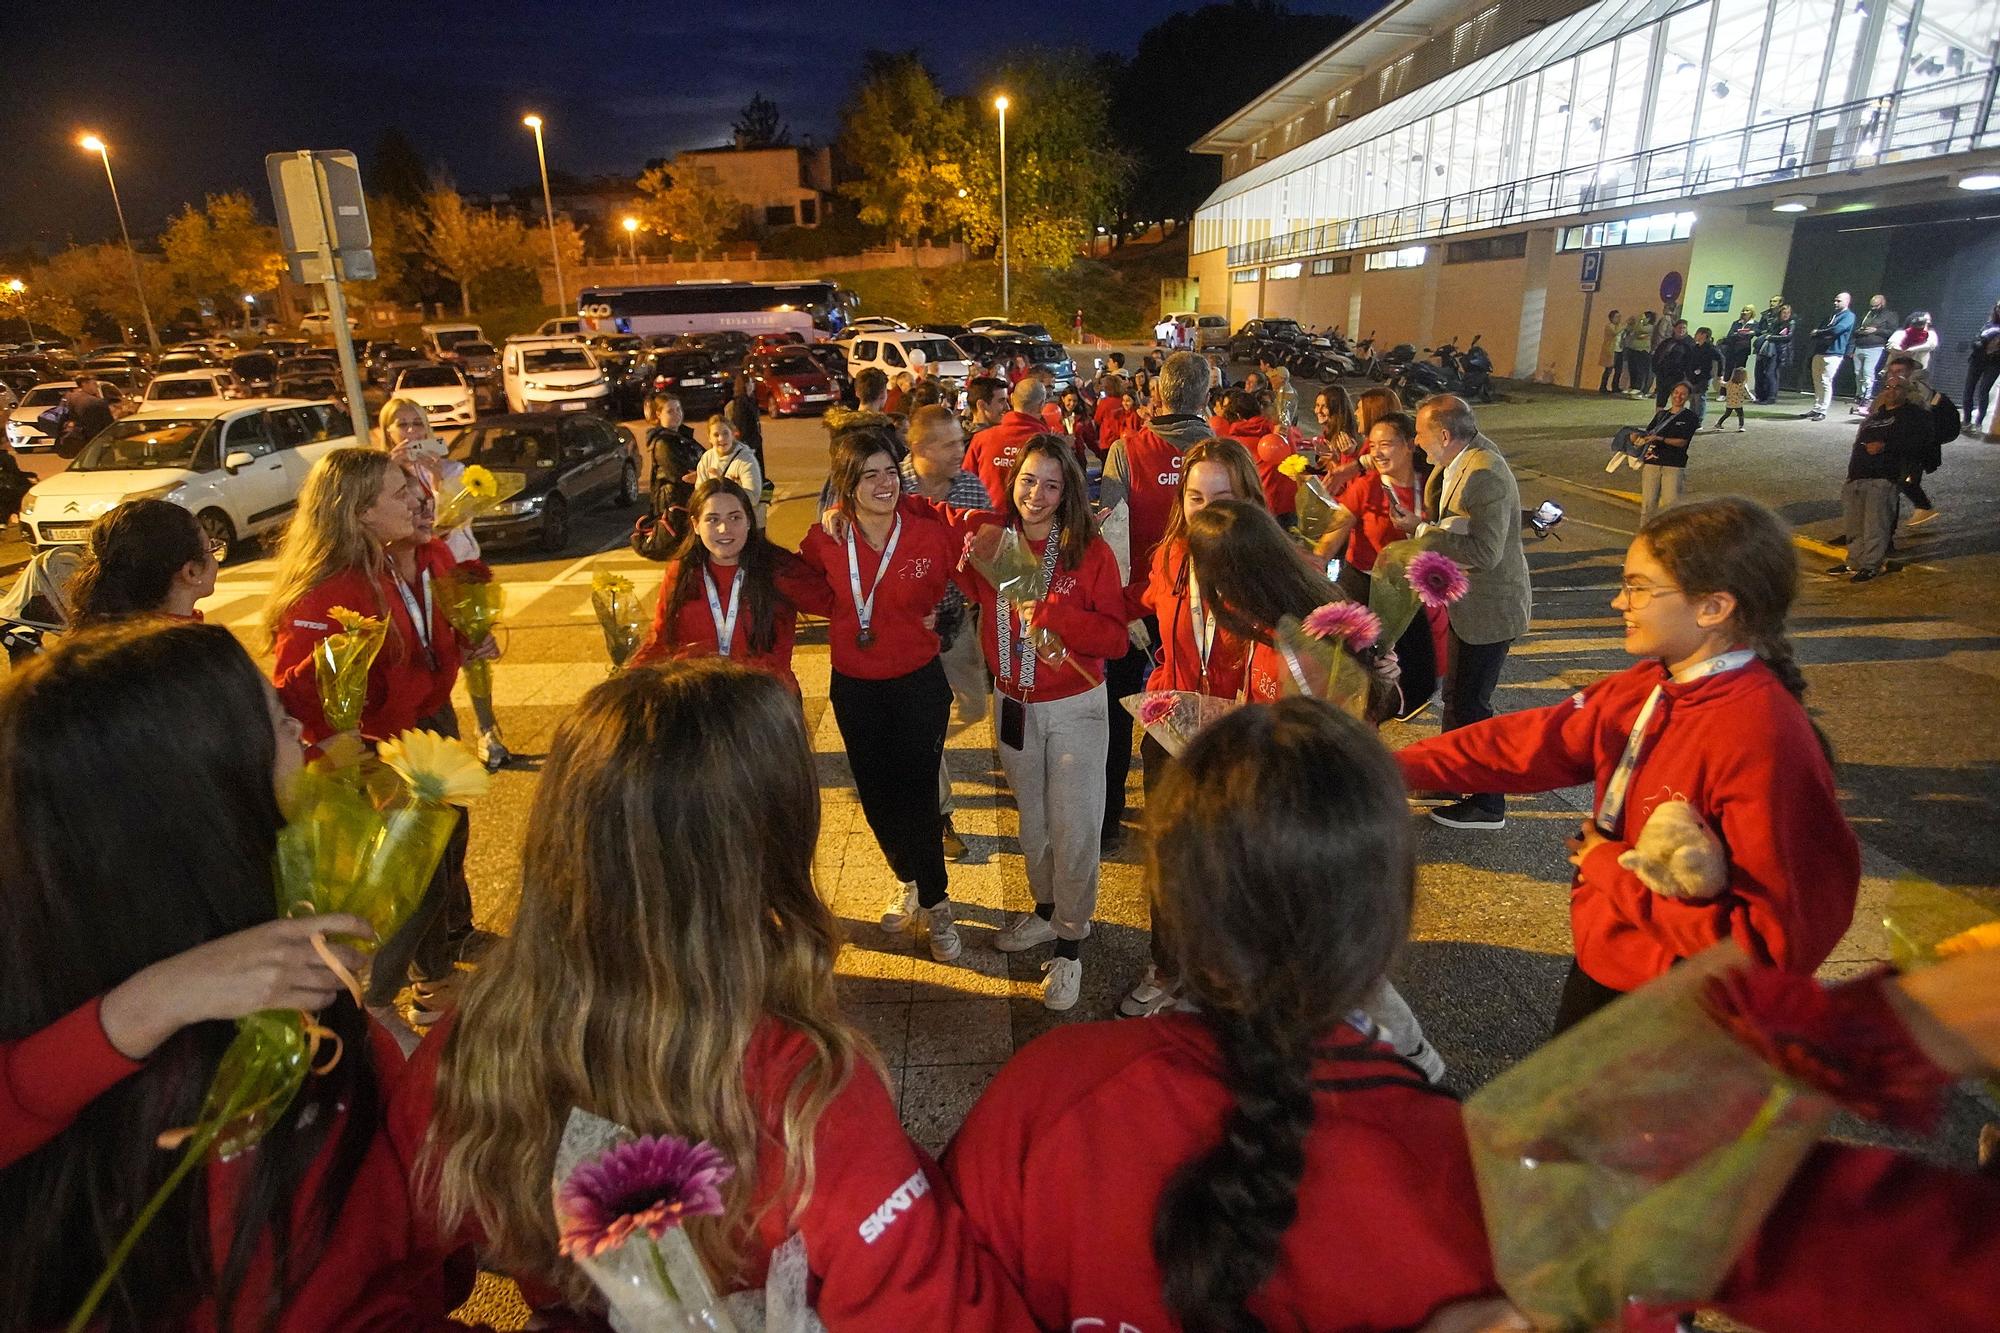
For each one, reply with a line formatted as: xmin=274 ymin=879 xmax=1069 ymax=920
xmin=1196 ymin=0 xmax=2000 ymax=265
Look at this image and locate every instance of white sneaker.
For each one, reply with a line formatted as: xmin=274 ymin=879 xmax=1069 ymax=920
xmin=880 ymin=882 xmax=919 ymax=933
xmin=1041 ymin=956 xmax=1082 ymax=1011
xmin=1399 ymin=1038 xmax=1449 ymax=1084
xmin=1119 ymin=964 xmax=1183 ymax=1017
xmin=993 ymin=910 xmax=1059 ymax=953
xmin=922 ymin=901 xmax=962 ymax=962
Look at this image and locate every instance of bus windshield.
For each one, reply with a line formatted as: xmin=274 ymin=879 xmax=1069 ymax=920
xmin=576 ymin=281 xmax=856 ymax=341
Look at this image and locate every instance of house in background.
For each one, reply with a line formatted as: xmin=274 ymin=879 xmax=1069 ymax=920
xmin=677 ymin=144 xmax=835 ymax=231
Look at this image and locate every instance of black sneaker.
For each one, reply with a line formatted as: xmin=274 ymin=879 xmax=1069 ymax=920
xmin=942 ymin=821 xmax=969 ymax=862
xmin=1430 ymin=799 xmax=1505 ymax=831
xmin=1823 ymin=563 xmax=1852 ymax=576
xmin=1850 ymin=566 xmax=1882 ymax=583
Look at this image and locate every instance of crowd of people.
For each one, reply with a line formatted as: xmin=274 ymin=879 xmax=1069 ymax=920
xmin=5 ymin=324 xmax=2000 ymax=1332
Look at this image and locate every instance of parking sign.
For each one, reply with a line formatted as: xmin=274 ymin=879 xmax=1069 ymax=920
xmin=1579 ymin=249 xmax=1604 ymax=291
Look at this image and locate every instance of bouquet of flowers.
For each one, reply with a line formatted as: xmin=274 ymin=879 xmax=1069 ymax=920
xmin=963 ymin=524 xmax=1096 ymax=687
xmin=1273 ymin=601 xmax=1387 ymax=721
xmin=440 ymin=560 xmax=505 ymax=705
xmin=1119 ymin=690 xmax=1245 ymax=758
xmin=592 ymin=571 xmax=645 ymax=672
xmin=434 ymin=463 xmax=527 ymax=532
xmin=1368 ymin=542 xmax=1468 ymax=648
xmin=68 ymin=730 xmax=489 ymax=1332
xmin=315 ymin=606 xmax=387 ymax=735
xmin=1462 ymin=942 xmax=1950 ymax=1332
xmin=1295 ymin=473 xmax=1341 ymax=544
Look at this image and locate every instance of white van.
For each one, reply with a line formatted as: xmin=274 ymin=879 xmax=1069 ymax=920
xmin=842 ymin=331 xmax=973 ymax=388
xmin=502 ymin=337 xmax=611 ymax=414
xmin=421 ymin=322 xmax=489 ymax=360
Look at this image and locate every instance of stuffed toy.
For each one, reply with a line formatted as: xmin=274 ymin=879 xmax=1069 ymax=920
xmin=1618 ymin=799 xmax=1728 ymax=899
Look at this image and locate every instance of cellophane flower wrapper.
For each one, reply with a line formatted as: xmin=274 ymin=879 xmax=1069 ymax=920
xmin=441 ymin=564 xmax=505 ymax=702
xmin=964 ymin=524 xmax=1063 ymax=659
xmin=1462 ymin=944 xmax=1835 ymax=1331
xmin=274 ymin=758 xmax=459 ymax=955
xmin=1296 ymin=475 xmax=1340 ymax=544
xmin=314 ymin=608 xmax=387 ymax=736
xmin=1119 ymin=690 xmax=1245 ymax=758
xmin=1272 ymin=614 xmax=1376 ymax=720
xmin=592 ymin=572 xmax=645 ymax=671
xmin=434 ymin=465 xmax=527 ymax=531
xmin=1881 ymin=877 xmax=2000 ymax=1103
xmin=1367 ymin=536 xmax=1436 ymax=647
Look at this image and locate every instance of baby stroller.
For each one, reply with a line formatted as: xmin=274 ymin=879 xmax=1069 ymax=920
xmin=0 ymin=547 xmax=83 ymax=666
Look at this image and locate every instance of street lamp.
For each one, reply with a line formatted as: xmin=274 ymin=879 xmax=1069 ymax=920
xmin=994 ymin=95 xmax=1010 ymax=318
xmin=522 ymin=114 xmax=567 ymax=315
xmin=5 ymin=279 xmax=34 ymax=345
xmin=77 ymin=132 xmax=159 ymax=351
xmin=621 ymin=215 xmax=640 ymax=270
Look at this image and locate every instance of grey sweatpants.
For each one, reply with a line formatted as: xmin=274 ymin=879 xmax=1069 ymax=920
xmin=995 ymin=684 xmax=1108 ymax=940
xmin=1363 ymin=981 xmax=1433 ymax=1062
xmin=1841 ymin=477 xmax=1898 ymax=572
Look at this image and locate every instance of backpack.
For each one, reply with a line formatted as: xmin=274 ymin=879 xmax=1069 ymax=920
xmin=629 ymin=510 xmax=684 ymax=561
xmin=1924 ymin=392 xmax=1959 ymax=473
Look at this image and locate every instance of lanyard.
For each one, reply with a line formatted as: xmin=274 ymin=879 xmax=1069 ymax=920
xmin=1594 ymin=650 xmax=1756 ymax=836
xmin=1186 ymin=561 xmax=1216 ymax=691
xmin=996 ymin=526 xmax=1063 ymax=692
xmin=703 ymin=564 xmax=742 ymax=658
xmin=390 ymin=567 xmax=437 ymax=672
xmin=844 ymin=516 xmax=901 ymax=649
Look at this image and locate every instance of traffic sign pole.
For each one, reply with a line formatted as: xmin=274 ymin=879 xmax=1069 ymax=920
xmin=269 ymin=150 xmax=374 ymax=442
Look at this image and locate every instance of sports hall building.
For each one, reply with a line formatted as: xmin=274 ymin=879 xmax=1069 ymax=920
xmin=1188 ymin=0 xmax=2000 ymax=387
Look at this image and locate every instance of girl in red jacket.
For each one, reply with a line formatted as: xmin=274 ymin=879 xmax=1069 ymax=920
xmin=400 ymin=661 xmax=1036 ymax=1332
xmin=1395 ymin=496 xmax=1861 ymax=1032
xmin=0 ymin=619 xmax=419 ymax=1332
xmin=630 ymin=476 xmax=822 ymax=693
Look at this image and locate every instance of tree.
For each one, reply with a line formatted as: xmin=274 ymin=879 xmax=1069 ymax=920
xmin=32 ymin=243 xmax=168 ymax=338
xmin=366 ymin=128 xmax=433 ymax=210
xmin=159 ymin=193 xmax=285 ymax=317
xmin=1 ymin=280 xmax=83 ymax=340
xmin=422 ymin=187 xmax=533 ymax=317
xmin=633 ymin=161 xmax=739 ymax=260
xmin=836 ymin=52 xmax=976 ymax=246
xmin=733 ymin=93 xmax=791 ymax=149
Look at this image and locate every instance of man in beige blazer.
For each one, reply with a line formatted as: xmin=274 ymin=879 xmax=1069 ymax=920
xmin=1394 ymin=395 xmax=1533 ymax=829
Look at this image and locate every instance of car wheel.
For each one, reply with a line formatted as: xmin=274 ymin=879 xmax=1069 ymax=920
xmin=618 ymin=460 xmax=640 ymax=507
xmin=537 ymin=495 xmax=571 ymax=553
xmin=198 ymin=509 xmax=237 ymax=563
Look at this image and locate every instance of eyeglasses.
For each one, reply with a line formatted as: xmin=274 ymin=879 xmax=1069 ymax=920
xmin=1616 ymin=582 xmax=1684 ymax=609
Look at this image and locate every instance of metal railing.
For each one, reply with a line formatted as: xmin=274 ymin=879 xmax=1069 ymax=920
xmin=1225 ymin=68 xmax=2000 ymax=268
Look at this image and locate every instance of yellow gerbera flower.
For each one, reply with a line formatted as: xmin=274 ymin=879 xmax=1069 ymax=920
xmin=592 ymin=570 xmax=636 ymax=598
xmin=461 ymin=465 xmax=498 ymax=499
xmin=327 ymin=606 xmax=386 ymax=634
xmin=378 ymin=729 xmax=491 ymax=806
xmin=1936 ymin=921 xmax=2000 ymax=958
xmin=1277 ymin=452 xmax=1309 ymax=478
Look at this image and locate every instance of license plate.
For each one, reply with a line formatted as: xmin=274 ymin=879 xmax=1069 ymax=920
xmin=561 ymin=401 xmax=586 ymax=410
xmin=683 ymin=378 xmax=707 ymax=386
xmin=40 ymin=524 xmax=91 ymax=542
xmin=804 ymin=393 xmax=829 ymax=401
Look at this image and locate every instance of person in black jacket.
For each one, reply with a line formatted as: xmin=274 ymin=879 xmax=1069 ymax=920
xmin=726 ymin=374 xmax=770 ymax=497
xmin=1721 ymin=306 xmax=1759 ymax=381
xmin=1650 ymin=319 xmax=1696 ymax=410
xmin=644 ymin=393 xmax=704 ymax=522
xmin=1753 ymin=302 xmax=1795 ymax=404
xmin=1849 ymin=294 xmax=1899 ymax=414
xmin=1685 ymin=326 xmax=1725 ymax=419
xmin=1831 ymin=373 xmax=1931 ymax=583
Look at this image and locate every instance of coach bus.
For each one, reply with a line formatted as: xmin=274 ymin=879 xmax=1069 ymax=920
xmin=575 ymin=280 xmax=857 ymax=342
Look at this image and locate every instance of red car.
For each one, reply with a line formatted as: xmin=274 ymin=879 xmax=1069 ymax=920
xmin=750 ymin=332 xmax=806 ymax=354
xmin=748 ymin=349 xmax=837 ymax=416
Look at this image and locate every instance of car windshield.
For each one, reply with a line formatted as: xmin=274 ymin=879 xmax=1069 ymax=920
xmin=1027 ymin=344 xmax=1069 ymax=364
xmin=279 ymin=377 xmax=337 ymax=397
xmin=905 ymin=339 xmax=961 ymax=363
xmin=523 ymin=348 xmax=593 ymax=373
xmin=232 ymin=355 xmax=277 ymax=377
xmin=398 ymin=366 xmax=462 ymax=388
xmin=766 ymin=354 xmax=818 ymax=375
xmin=74 ymin=418 xmax=215 ymax=472
xmin=151 ymin=378 xmax=221 ymax=400
xmin=21 ymin=387 xmax=69 ymax=408
xmin=655 ymin=354 xmax=713 ymax=373
xmin=455 ymin=342 xmax=496 ymax=357
xmin=156 ymin=357 xmax=205 ymax=372
xmin=456 ymin=424 xmax=559 ymax=470
xmin=291 ymin=358 xmax=337 ymax=374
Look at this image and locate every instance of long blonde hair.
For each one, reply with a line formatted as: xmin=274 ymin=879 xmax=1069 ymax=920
xmin=262 ymin=447 xmax=395 ymax=644
xmin=421 ymin=661 xmax=871 ymax=1302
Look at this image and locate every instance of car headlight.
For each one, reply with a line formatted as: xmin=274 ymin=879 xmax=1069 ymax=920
xmin=131 ymin=483 xmax=187 ymax=504
xmin=19 ymin=493 xmax=35 ymax=517
xmin=494 ymin=494 xmax=545 ymax=516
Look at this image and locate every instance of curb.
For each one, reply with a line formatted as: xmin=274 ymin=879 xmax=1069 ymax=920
xmin=1565 ymin=481 xmax=1846 ymax=560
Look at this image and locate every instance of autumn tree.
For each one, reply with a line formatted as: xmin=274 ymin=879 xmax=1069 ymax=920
xmin=159 ymin=192 xmax=285 ymax=316
xmin=733 ymin=94 xmax=791 ymax=149
xmin=32 ymin=243 xmax=167 ymax=338
xmin=836 ymin=52 xmax=974 ymax=246
xmin=1 ymin=279 xmax=83 ymax=340
xmin=422 ymin=187 xmax=532 ymax=317
xmin=633 ymin=161 xmax=739 ymax=260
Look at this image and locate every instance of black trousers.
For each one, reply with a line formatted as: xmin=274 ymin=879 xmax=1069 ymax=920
xmin=830 ymin=658 xmax=951 ymax=906
xmin=1753 ymin=353 xmax=1784 ymax=404
xmin=1597 ymin=363 xmax=1623 ymax=393
xmin=1100 ymin=617 xmax=1157 ymax=834
xmin=1550 ymin=958 xmax=1626 ymax=1035
xmin=1442 ymin=629 xmax=1512 ymax=816
xmin=1138 ymin=733 xmax=1176 ymax=971
xmin=364 ymin=705 xmax=472 ymax=1002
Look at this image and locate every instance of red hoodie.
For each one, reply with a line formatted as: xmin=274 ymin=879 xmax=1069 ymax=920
xmin=1396 ymin=657 xmax=1859 ymax=991
xmin=628 ymin=553 xmax=824 ymax=694
xmin=963 ymin=411 xmax=1049 ymax=509
xmin=273 ymin=540 xmax=464 ymax=744
xmin=795 ymin=512 xmax=957 ymax=681
xmin=386 ymin=1016 xmax=1038 ymax=1332
xmin=1139 ymin=538 xmax=1250 ymax=699
xmin=1117 ymin=424 xmax=1191 ymax=608
xmin=1222 ymin=414 xmax=1297 ymax=518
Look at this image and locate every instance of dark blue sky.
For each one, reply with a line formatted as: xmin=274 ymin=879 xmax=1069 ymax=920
xmin=1 ymin=0 xmax=1370 ymax=253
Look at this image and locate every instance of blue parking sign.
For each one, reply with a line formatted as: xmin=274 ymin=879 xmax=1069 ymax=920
xmin=1580 ymin=249 xmax=1604 ymax=291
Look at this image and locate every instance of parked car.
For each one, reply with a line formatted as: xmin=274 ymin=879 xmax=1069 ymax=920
xmin=421 ymin=322 xmax=489 ymax=360
xmin=745 ymin=348 xmax=838 ymax=416
xmin=694 ymin=331 xmax=753 ymax=375
xmin=391 ymin=363 xmax=476 ymax=428
xmin=803 ymin=345 xmax=853 ymax=403
xmin=153 ymin=350 xmax=219 ymax=376
xmin=229 ymin=352 xmax=281 ymax=397
xmin=641 ymin=350 xmax=729 ymax=418
xmin=843 ymin=316 xmax=910 ymax=335
xmin=6 ymin=382 xmax=77 ymax=452
xmin=88 ymin=366 xmax=153 ymax=408
xmin=447 ymin=412 xmax=638 ymax=553
xmin=274 ymin=369 xmax=345 ymax=405
xmin=363 ymin=342 xmax=421 ymax=387
xmin=259 ymin=338 xmax=312 ymax=360
xmin=989 ymin=337 xmax=1077 ymax=391
xmin=143 ymin=370 xmax=240 ymax=409
xmin=750 ymin=332 xmax=806 ymax=354
xmin=585 ymin=333 xmax=647 ymax=414
xmin=842 ymin=332 xmax=972 ymax=388
xmin=298 ymin=312 xmax=359 ymax=336
xmin=536 ymin=317 xmax=584 ymax=339
xmin=501 ymin=337 xmax=610 ymax=415
xmin=1193 ymin=314 xmax=1231 ymax=350
xmin=918 ymin=323 xmax=970 ymax=341
xmin=83 ymin=346 xmax=150 ymax=369
xmin=443 ymin=340 xmax=502 ymax=404
xmin=20 ymin=399 xmax=355 ymax=556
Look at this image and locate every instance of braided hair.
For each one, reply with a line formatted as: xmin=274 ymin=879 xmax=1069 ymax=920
xmin=1147 ymin=699 xmax=1414 ymax=1330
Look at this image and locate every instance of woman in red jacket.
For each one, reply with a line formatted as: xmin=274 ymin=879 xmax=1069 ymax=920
xmin=1395 ymin=496 xmax=1861 ymax=1033
xmin=631 ymin=476 xmax=821 ymax=693
xmin=400 ymin=661 xmax=1036 ymax=1332
xmin=795 ymin=423 xmax=966 ymax=963
xmin=0 ymin=619 xmax=410 ymax=1332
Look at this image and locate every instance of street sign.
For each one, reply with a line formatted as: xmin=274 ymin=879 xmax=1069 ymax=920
xmin=266 ymin=151 xmax=374 ymax=285
xmin=1660 ymin=269 xmax=1685 ymax=306
xmin=1579 ymin=248 xmax=1603 ymax=291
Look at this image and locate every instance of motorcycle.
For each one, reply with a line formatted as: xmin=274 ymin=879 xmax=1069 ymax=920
xmin=1371 ymin=341 xmax=1417 ymax=384
xmin=1458 ymin=334 xmax=1496 ymax=403
xmin=1390 ymin=340 xmax=1464 ymax=405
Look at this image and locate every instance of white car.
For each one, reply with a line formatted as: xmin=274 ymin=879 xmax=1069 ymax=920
xmin=298 ymin=312 xmax=359 ymax=336
xmin=535 ymin=317 xmax=584 ymax=339
xmin=502 ymin=337 xmax=611 ymax=414
xmin=143 ymin=369 xmax=240 ymax=410
xmin=6 ymin=382 xmax=78 ymax=452
xmin=392 ymin=363 xmax=476 ymax=427
xmin=21 ymin=400 xmax=355 ymax=555
xmin=841 ymin=332 xmax=973 ymax=388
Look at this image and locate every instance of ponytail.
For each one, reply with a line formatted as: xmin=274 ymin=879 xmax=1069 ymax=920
xmin=1153 ymin=1011 xmax=1314 ymax=1332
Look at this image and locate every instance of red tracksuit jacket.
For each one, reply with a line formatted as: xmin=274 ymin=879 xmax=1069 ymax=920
xmin=628 ymin=554 xmax=824 ymax=695
xmin=963 ymin=411 xmax=1051 ymax=509
xmin=795 ymin=512 xmax=958 ymax=681
xmin=385 ymin=1016 xmax=1037 ymax=1332
xmin=1139 ymin=538 xmax=1250 ymax=699
xmin=272 ymin=541 xmax=464 ymax=744
xmin=1396 ymin=657 xmax=1860 ymax=991
xmin=1117 ymin=424 xmax=1190 ymax=617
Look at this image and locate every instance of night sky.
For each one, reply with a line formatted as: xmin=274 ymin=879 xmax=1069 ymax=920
xmin=1 ymin=0 xmax=1372 ymax=253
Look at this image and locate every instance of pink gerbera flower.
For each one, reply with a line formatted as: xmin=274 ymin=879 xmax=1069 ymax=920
xmin=1302 ymin=600 xmax=1382 ymax=651
xmin=1406 ymin=551 xmax=1471 ymax=610
xmin=1137 ymin=693 xmax=1181 ymax=727
xmin=557 ymin=1135 xmax=733 ymax=1260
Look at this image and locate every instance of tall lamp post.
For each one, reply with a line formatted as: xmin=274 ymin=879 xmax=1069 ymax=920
xmin=994 ymin=95 xmax=1010 ymax=319
xmin=77 ymin=133 xmax=159 ymax=351
xmin=522 ymin=115 xmax=567 ymax=316
xmin=5 ymin=280 xmax=34 ymax=345
xmin=621 ymin=215 xmax=640 ymax=273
